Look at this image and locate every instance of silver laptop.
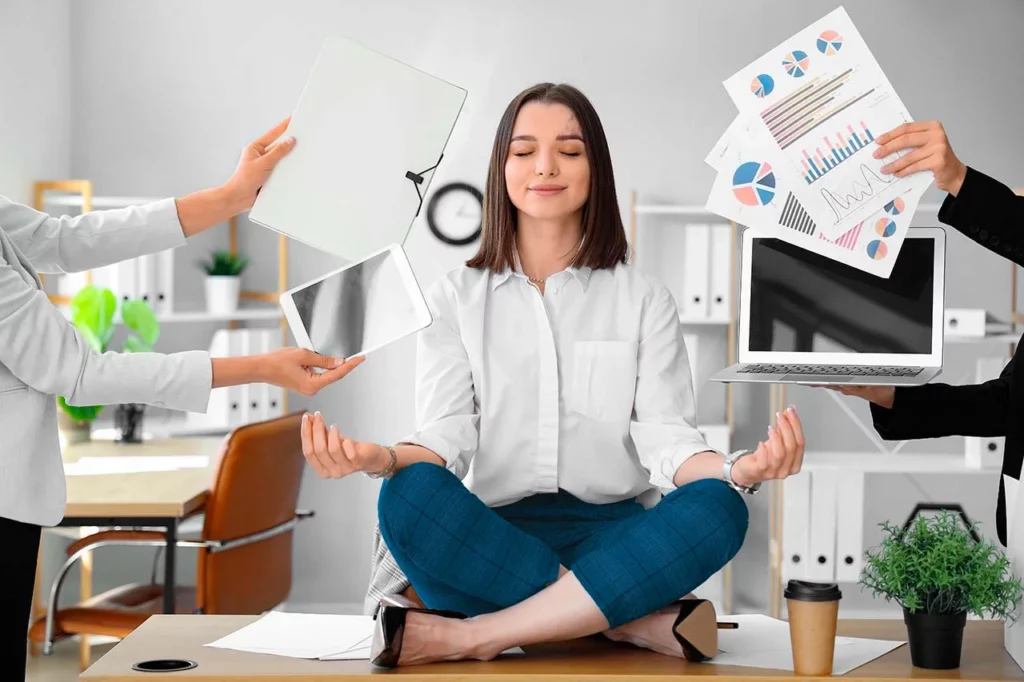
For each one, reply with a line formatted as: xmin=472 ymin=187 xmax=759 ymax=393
xmin=710 ymin=227 xmax=946 ymax=386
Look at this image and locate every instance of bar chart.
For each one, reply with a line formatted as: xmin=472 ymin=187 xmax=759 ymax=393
xmin=801 ymin=122 xmax=875 ymax=184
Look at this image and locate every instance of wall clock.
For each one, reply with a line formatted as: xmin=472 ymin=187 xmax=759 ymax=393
xmin=426 ymin=182 xmax=483 ymax=246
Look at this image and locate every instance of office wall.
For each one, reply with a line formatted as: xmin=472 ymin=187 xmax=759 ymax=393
xmin=0 ymin=0 xmax=71 ymax=204
xmin=62 ymin=0 xmax=1024 ymax=615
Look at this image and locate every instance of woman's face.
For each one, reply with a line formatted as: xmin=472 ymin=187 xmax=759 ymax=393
xmin=505 ymin=102 xmax=590 ymax=222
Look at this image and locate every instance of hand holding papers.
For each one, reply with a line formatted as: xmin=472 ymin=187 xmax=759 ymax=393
xmin=705 ymin=6 xmax=932 ymax=278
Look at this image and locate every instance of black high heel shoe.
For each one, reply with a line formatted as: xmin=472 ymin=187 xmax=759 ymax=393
xmin=672 ymin=598 xmax=722 ymax=662
xmin=370 ymin=599 xmax=467 ymax=668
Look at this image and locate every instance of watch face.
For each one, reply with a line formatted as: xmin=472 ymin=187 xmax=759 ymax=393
xmin=427 ymin=182 xmax=483 ymax=246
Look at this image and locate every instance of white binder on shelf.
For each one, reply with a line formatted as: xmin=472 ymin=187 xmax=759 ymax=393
xmin=136 ymin=254 xmax=158 ymax=307
xmin=698 ymin=424 xmax=731 ymax=456
xmin=807 ymin=470 xmax=838 ymax=582
xmin=155 ymin=249 xmax=175 ymax=315
xmin=112 ymin=258 xmax=138 ymax=304
xmin=680 ymin=224 xmax=710 ymax=321
xmin=200 ymin=329 xmax=234 ymax=428
xmin=260 ymin=328 xmax=285 ymax=419
xmin=683 ymin=333 xmax=699 ymax=380
xmin=966 ymin=355 xmax=1010 ymax=469
xmin=835 ymin=472 xmax=865 ymax=582
xmin=708 ymin=223 xmax=732 ymax=322
xmin=781 ymin=472 xmax=811 ymax=581
xmin=226 ymin=330 xmax=245 ymax=427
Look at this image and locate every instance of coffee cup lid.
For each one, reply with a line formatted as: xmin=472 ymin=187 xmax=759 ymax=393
xmin=784 ymin=580 xmax=842 ymax=602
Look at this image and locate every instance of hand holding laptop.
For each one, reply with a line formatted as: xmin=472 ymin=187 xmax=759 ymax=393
xmin=818 ymin=385 xmax=896 ymax=409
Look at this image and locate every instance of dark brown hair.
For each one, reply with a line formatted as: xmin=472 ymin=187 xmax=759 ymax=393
xmin=465 ymin=82 xmax=629 ymax=273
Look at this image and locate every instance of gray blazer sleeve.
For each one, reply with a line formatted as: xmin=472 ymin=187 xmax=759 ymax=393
xmin=0 ymin=195 xmax=188 ymax=274
xmin=0 ymin=196 xmax=212 ymax=412
xmin=0 ymin=251 xmax=212 ymax=411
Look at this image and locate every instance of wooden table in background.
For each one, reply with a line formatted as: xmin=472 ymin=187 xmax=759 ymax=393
xmin=33 ymin=437 xmax=225 ymax=669
xmin=81 ymin=616 xmax=1023 ymax=681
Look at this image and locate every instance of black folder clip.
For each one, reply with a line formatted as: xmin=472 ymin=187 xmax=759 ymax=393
xmin=406 ymin=153 xmax=444 ymax=217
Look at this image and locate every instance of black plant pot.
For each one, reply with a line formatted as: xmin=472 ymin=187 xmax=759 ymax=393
xmin=903 ymin=608 xmax=966 ymax=669
xmin=114 ymin=403 xmax=145 ymax=443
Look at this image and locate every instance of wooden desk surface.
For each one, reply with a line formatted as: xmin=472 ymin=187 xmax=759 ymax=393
xmin=63 ymin=437 xmax=224 ymax=519
xmin=81 ymin=615 xmax=1023 ymax=681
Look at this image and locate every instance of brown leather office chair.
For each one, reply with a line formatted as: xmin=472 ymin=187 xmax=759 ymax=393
xmin=30 ymin=412 xmax=314 ymax=663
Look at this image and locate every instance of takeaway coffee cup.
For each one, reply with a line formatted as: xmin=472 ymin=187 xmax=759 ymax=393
xmin=785 ymin=580 xmax=842 ymax=675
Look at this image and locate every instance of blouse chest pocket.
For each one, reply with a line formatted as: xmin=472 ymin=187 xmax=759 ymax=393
xmin=568 ymin=341 xmax=639 ymax=425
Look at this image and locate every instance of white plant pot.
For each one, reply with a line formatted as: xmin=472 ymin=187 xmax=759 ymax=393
xmin=205 ymin=276 xmax=241 ymax=314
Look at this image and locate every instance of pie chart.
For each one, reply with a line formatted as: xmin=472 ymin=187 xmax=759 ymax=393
xmin=875 ymin=218 xmax=897 ymax=238
xmin=867 ymin=240 xmax=888 ymax=260
xmin=751 ymin=74 xmax=775 ymax=98
xmin=884 ymin=197 xmax=905 ymax=215
xmin=783 ymin=50 xmax=810 ymax=77
xmin=817 ymin=30 xmax=843 ymax=55
xmin=732 ymin=162 xmax=776 ymax=206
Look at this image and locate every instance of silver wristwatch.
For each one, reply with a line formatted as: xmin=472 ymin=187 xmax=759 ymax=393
xmin=723 ymin=449 xmax=762 ymax=495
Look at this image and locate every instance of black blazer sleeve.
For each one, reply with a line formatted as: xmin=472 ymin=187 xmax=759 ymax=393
xmin=937 ymin=167 xmax=1024 ymax=265
xmin=870 ymin=357 xmax=1013 ymax=440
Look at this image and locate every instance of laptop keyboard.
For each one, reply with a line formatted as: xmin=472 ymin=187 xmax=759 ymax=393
xmin=737 ymin=364 xmax=923 ymax=377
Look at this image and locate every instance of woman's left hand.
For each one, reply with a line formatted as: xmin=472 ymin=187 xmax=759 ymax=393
xmin=223 ymin=117 xmax=296 ymax=211
xmin=731 ymin=406 xmax=805 ymax=486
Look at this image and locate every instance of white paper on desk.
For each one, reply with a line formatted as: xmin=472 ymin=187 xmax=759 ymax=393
xmin=720 ymin=6 xmax=932 ymax=239
xmin=64 ymin=455 xmax=209 ymax=476
xmin=205 ymin=612 xmax=375 ymax=660
xmin=716 ymin=615 xmax=904 ymax=674
xmin=705 ymin=129 xmax=920 ymax=278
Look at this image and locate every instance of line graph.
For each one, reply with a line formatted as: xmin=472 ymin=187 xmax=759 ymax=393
xmin=818 ymin=164 xmax=896 ymax=223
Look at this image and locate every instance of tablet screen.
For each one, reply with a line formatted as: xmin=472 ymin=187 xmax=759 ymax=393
xmin=287 ymin=248 xmax=422 ymax=359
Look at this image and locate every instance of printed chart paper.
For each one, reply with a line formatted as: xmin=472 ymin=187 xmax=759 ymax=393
xmin=705 ymin=112 xmax=921 ymax=278
xmin=720 ymin=6 xmax=932 ymax=240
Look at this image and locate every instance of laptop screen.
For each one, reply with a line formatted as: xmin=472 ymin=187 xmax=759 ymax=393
xmin=748 ymin=236 xmax=935 ymax=355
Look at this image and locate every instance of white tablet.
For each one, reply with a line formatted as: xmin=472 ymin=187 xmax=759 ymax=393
xmin=279 ymin=244 xmax=431 ymax=360
xmin=250 ymin=36 xmax=468 ymax=261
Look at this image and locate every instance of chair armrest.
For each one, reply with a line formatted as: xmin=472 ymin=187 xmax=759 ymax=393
xmin=66 ymin=530 xmax=167 ymax=556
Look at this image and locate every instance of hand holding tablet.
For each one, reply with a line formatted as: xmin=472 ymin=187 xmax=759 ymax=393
xmin=279 ymin=244 xmax=432 ymax=362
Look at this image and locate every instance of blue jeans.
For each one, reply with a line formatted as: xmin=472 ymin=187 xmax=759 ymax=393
xmin=377 ymin=462 xmax=748 ymax=629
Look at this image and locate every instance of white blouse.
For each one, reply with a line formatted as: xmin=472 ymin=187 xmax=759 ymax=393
xmin=400 ymin=259 xmax=713 ymax=509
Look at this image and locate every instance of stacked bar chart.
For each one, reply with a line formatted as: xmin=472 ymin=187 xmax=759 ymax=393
xmin=801 ymin=121 xmax=874 ymax=184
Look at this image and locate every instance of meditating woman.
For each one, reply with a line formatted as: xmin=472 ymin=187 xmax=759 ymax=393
xmin=301 ymin=82 xmax=806 ymax=666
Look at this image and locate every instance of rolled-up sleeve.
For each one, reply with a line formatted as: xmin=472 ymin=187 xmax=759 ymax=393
xmin=630 ymin=284 xmax=712 ymax=492
xmin=398 ymin=278 xmax=479 ymax=479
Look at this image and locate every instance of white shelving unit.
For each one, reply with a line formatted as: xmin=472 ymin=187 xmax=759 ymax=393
xmin=35 ymin=179 xmax=293 ymax=426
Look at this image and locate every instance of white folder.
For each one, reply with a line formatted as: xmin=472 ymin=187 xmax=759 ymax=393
xmin=683 ymin=333 xmax=699 ymax=381
xmin=249 ymin=36 xmax=467 ymax=261
xmin=238 ymin=330 xmax=260 ymax=424
xmin=807 ymin=470 xmax=838 ymax=582
xmin=966 ymin=356 xmax=1010 ymax=469
xmin=226 ymin=330 xmax=245 ymax=427
xmin=261 ymin=328 xmax=285 ymax=419
xmin=112 ymin=259 xmax=138 ymax=304
xmin=136 ymin=254 xmax=158 ymax=308
xmin=155 ymin=249 xmax=175 ymax=315
xmin=781 ymin=472 xmax=811 ymax=581
xmin=708 ymin=223 xmax=732 ymax=322
xmin=680 ymin=224 xmax=710 ymax=320
xmin=835 ymin=472 xmax=865 ymax=582
xmin=203 ymin=329 xmax=233 ymax=427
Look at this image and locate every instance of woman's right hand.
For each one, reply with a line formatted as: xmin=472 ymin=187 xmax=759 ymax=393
xmin=261 ymin=348 xmax=364 ymax=397
xmin=822 ymin=385 xmax=896 ymax=409
xmin=300 ymin=411 xmax=389 ymax=479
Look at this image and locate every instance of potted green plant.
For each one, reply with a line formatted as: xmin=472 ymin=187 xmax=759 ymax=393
xmin=860 ymin=509 xmax=1023 ymax=670
xmin=59 ymin=285 xmax=160 ymax=444
xmin=200 ymin=249 xmax=248 ymax=314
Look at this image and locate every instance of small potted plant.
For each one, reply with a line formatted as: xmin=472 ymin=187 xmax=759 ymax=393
xmin=59 ymin=285 xmax=160 ymax=444
xmin=860 ymin=508 xmax=1023 ymax=670
xmin=200 ymin=249 xmax=248 ymax=314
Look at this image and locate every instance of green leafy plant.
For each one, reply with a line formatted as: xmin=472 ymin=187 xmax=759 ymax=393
xmin=860 ymin=511 xmax=1023 ymax=621
xmin=57 ymin=285 xmax=161 ymax=423
xmin=200 ymin=249 xmax=248 ymax=277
